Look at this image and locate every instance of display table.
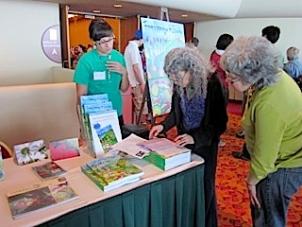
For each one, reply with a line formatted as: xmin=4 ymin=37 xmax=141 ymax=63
xmin=0 ymin=151 xmax=205 ymax=227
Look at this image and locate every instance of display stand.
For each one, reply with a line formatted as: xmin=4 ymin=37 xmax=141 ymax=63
xmin=135 ymin=7 xmax=170 ymax=126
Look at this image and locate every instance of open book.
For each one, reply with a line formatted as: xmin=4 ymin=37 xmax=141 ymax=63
xmin=81 ymin=156 xmax=143 ymax=192
xmin=138 ymin=138 xmax=191 ymax=170
xmin=7 ymin=177 xmax=78 ymax=219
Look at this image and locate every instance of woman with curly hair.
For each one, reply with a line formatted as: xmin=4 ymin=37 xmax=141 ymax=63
xmin=221 ymin=36 xmax=302 ymax=227
xmin=149 ymin=47 xmax=228 ymax=227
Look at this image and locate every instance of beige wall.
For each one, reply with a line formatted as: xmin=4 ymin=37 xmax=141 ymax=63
xmin=195 ymin=18 xmax=302 ymax=61
xmin=0 ymin=0 xmax=60 ymax=86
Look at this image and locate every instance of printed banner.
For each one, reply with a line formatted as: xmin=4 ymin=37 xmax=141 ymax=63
xmin=141 ymin=18 xmax=185 ymax=116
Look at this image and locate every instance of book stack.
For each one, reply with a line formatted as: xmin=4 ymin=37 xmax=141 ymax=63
xmin=79 ymin=94 xmax=122 ymax=157
xmin=81 ymin=156 xmax=143 ymax=192
xmin=112 ymin=134 xmax=191 ymax=171
xmin=7 ymin=177 xmax=78 ymax=219
xmin=139 ymin=138 xmax=191 ymax=171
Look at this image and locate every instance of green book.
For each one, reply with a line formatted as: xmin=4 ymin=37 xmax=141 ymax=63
xmin=140 ymin=138 xmax=191 ymax=170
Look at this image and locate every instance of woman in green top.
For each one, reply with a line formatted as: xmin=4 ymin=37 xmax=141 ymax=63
xmin=221 ymin=36 xmax=302 ymax=227
xmin=73 ymin=19 xmax=129 ymax=125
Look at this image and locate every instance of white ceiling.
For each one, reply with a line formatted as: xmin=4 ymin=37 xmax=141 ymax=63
xmin=37 ymin=0 xmax=302 ymax=23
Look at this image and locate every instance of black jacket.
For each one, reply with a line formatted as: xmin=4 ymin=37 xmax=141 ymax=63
xmin=162 ymin=73 xmax=228 ymax=152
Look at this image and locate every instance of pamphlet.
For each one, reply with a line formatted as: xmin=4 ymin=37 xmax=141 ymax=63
xmin=49 ymin=138 xmax=80 ymax=161
xmin=32 ymin=162 xmax=66 ymax=180
xmin=14 ymin=140 xmax=48 ymax=165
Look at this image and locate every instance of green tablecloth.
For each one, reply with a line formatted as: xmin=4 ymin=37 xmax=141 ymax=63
xmin=40 ymin=164 xmax=205 ymax=227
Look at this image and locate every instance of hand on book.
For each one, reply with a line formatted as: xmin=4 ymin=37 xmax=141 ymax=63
xmin=149 ymin=125 xmax=164 ymax=139
xmin=174 ymin=134 xmax=194 ymax=147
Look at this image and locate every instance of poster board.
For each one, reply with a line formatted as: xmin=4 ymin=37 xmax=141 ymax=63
xmin=141 ymin=18 xmax=185 ymax=117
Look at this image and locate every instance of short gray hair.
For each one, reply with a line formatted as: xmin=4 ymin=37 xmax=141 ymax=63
xmin=221 ymin=36 xmax=280 ymax=89
xmin=164 ymin=47 xmax=210 ymax=99
xmin=287 ymin=47 xmax=300 ymax=60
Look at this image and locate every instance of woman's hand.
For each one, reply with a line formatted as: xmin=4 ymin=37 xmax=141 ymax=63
xmin=106 ymin=61 xmax=127 ymax=75
xmin=149 ymin=125 xmax=164 ymax=139
xmin=247 ymin=182 xmax=261 ymax=208
xmin=174 ymin=134 xmax=194 ymax=146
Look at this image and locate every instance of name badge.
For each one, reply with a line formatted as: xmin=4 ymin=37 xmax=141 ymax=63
xmin=93 ymin=71 xmax=106 ymax=80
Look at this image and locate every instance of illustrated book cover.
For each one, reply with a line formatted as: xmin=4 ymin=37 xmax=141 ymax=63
xmin=49 ymin=138 xmax=80 ymax=161
xmin=81 ymin=156 xmax=143 ymax=192
xmin=32 ymin=162 xmax=66 ymax=180
xmin=88 ymin=110 xmax=122 ymax=157
xmin=7 ymin=177 xmax=78 ymax=219
xmin=14 ymin=140 xmax=48 ymax=165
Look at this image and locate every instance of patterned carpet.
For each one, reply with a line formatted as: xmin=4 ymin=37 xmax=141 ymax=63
xmin=217 ymin=114 xmax=302 ymax=226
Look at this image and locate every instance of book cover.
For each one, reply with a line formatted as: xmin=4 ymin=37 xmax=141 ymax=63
xmin=0 ymin=151 xmax=4 ymax=181
xmin=49 ymin=138 xmax=80 ymax=161
xmin=14 ymin=140 xmax=48 ymax=165
xmin=88 ymin=111 xmax=122 ymax=157
xmin=32 ymin=162 xmax=66 ymax=180
xmin=7 ymin=177 xmax=77 ymax=219
xmin=80 ymin=94 xmax=109 ymax=106
xmin=81 ymin=157 xmax=143 ymax=192
xmin=93 ymin=124 xmax=118 ymax=153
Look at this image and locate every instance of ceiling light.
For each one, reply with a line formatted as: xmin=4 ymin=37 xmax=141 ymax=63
xmin=181 ymin=14 xmax=188 ymax=18
xmin=113 ymin=4 xmax=123 ymax=8
xmin=92 ymin=10 xmax=101 ymax=13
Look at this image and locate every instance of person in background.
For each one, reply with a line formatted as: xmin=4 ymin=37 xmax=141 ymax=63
xmin=149 ymin=47 xmax=228 ymax=227
xmin=262 ymin=25 xmax=284 ymax=67
xmin=284 ymin=47 xmax=302 ymax=79
xmin=73 ymin=19 xmax=129 ymax=126
xmin=186 ymin=37 xmax=199 ymax=48
xmin=191 ymin=37 xmax=200 ymax=47
xmin=210 ymin=33 xmax=234 ymax=95
xmin=221 ymin=36 xmax=302 ymax=227
xmin=124 ymin=30 xmax=148 ymax=124
xmin=210 ymin=33 xmax=234 ymax=147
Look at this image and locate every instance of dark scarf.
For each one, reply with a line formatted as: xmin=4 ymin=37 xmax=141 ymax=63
xmin=180 ymin=92 xmax=205 ymax=131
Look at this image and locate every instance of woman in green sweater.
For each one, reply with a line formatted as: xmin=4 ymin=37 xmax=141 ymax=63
xmin=221 ymin=36 xmax=302 ymax=227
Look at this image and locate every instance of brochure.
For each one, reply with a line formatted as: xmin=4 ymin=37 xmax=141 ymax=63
xmin=14 ymin=140 xmax=48 ymax=165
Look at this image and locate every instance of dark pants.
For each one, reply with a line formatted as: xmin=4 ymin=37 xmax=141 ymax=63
xmin=195 ymin=138 xmax=219 ymax=227
xmin=252 ymin=167 xmax=302 ymax=227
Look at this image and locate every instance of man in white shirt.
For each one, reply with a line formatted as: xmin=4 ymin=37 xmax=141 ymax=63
xmin=124 ymin=30 xmax=147 ymax=124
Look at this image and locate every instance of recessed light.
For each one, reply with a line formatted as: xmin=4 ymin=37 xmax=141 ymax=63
xmin=113 ymin=4 xmax=123 ymax=8
xmin=181 ymin=14 xmax=188 ymax=18
xmin=92 ymin=10 xmax=101 ymax=13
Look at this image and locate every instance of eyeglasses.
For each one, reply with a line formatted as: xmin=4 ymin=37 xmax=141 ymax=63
xmin=96 ymin=36 xmax=115 ymax=46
